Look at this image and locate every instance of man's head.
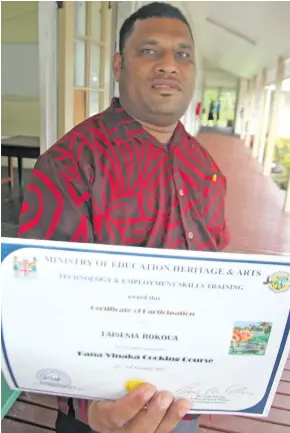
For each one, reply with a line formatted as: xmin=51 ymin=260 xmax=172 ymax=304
xmin=113 ymin=2 xmax=195 ymax=128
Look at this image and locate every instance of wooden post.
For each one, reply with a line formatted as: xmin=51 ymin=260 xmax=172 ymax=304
xmin=252 ymin=69 xmax=267 ymax=158
xmin=241 ymin=79 xmax=251 ymax=141
xmin=263 ymin=56 xmax=285 ymax=176
xmin=258 ymin=86 xmax=272 ymax=164
xmin=245 ymin=76 xmax=257 ymax=148
xmin=237 ymin=79 xmax=247 ymax=138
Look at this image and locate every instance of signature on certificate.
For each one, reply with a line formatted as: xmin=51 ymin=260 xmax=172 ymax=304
xmin=176 ymin=383 xmax=254 ymax=398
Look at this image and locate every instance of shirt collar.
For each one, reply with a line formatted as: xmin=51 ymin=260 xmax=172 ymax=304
xmin=96 ymin=97 xmax=190 ymax=147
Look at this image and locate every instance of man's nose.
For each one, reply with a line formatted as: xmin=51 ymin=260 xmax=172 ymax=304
xmin=154 ymin=51 xmax=179 ymax=75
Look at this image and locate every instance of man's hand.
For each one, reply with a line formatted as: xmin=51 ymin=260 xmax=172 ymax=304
xmin=88 ymin=383 xmax=191 ymax=433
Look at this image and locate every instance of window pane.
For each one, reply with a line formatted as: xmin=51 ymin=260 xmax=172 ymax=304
xmin=90 ymin=44 xmax=101 ymax=89
xmin=75 ymin=1 xmax=87 ymax=36
xmin=89 ymin=92 xmax=99 ymax=116
xmin=74 ymin=40 xmax=86 ymax=87
xmin=91 ymin=1 xmax=102 ymax=41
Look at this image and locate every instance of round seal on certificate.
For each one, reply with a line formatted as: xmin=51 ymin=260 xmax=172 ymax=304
xmin=264 ymin=271 xmax=290 ymax=293
xmin=36 ymin=369 xmax=71 ymax=388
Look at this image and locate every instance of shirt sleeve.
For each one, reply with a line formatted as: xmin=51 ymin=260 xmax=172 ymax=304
xmin=18 ymin=150 xmax=94 ymax=243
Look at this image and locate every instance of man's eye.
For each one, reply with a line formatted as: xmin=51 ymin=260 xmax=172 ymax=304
xmin=140 ymin=48 xmax=156 ymax=55
xmin=176 ymin=52 xmax=189 ymax=58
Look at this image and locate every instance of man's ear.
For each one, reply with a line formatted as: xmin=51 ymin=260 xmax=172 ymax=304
xmin=112 ymin=52 xmax=123 ymax=82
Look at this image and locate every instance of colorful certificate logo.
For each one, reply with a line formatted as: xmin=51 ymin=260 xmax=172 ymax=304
xmin=263 ymin=272 xmax=290 ymax=293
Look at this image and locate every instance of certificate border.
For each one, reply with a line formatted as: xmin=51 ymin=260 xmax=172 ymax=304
xmin=1 ymin=319 xmax=19 ymax=388
xmin=1 ymin=240 xmax=290 ymax=415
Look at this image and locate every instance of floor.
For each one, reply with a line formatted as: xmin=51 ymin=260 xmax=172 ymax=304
xmin=197 ymin=132 xmax=290 ymax=432
xmin=199 ymin=125 xmax=238 ymax=136
xmin=2 ymin=393 xmax=57 ymax=433
xmin=1 ymin=132 xmax=290 ymax=432
xmin=198 ymin=131 xmax=290 ymax=256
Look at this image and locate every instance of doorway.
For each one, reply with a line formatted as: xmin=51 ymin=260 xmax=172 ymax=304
xmin=202 ymin=88 xmax=237 ymax=128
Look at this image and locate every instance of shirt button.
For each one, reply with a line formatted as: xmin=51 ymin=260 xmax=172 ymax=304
xmin=188 ymin=232 xmax=194 ymax=240
xmin=179 ymin=189 xmax=184 ymax=197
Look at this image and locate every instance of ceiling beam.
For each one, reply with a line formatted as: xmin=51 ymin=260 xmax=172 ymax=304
xmin=206 ymin=17 xmax=257 ymax=46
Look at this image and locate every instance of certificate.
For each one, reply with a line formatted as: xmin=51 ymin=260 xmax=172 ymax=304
xmin=1 ymin=237 xmax=290 ymax=417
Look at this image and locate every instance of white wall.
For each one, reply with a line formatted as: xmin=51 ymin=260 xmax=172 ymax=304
xmin=1 ymin=1 xmax=40 ymax=169
xmin=204 ymin=69 xmax=238 ymax=90
xmin=1 ymin=1 xmax=57 ymax=170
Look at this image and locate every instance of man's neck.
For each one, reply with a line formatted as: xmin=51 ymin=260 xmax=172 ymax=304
xmin=138 ymin=120 xmax=177 ymax=143
xmin=118 ymin=98 xmax=177 ymax=143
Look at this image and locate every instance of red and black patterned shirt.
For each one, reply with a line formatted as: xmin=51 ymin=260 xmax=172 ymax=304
xmin=18 ymin=97 xmax=229 ymax=423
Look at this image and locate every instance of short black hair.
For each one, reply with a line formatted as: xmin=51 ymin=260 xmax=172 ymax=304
xmin=119 ymin=2 xmax=193 ymax=55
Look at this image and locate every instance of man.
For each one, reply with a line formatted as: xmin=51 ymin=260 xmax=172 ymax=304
xmin=19 ymin=2 xmax=229 ymax=433
xmin=215 ymin=99 xmax=221 ymax=123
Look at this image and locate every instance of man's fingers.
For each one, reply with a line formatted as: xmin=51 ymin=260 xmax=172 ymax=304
xmin=126 ymin=391 xmax=175 ymax=433
xmin=88 ymin=383 xmax=157 ymax=432
xmin=155 ymin=399 xmax=192 ymax=433
xmin=127 ymin=394 xmax=192 ymax=433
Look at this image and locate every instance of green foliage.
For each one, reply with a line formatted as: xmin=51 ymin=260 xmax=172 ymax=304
xmin=271 ymin=137 xmax=290 ymax=190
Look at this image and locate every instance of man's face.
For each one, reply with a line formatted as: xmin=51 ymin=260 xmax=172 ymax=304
xmin=113 ymin=17 xmax=195 ymax=127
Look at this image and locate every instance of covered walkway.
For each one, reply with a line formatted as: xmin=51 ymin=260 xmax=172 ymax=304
xmin=198 ymin=132 xmax=290 ymax=255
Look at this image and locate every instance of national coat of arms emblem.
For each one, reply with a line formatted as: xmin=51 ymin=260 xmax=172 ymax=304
xmin=13 ymin=256 xmax=37 ymax=277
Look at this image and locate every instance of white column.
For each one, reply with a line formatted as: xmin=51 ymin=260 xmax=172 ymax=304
xmin=102 ymin=3 xmax=114 ymax=109
xmin=38 ymin=1 xmax=58 ymax=152
xmin=263 ymin=56 xmax=285 ymax=176
xmin=284 ymin=176 xmax=290 ymax=212
xmin=233 ymin=78 xmax=241 ymax=133
xmin=236 ymin=79 xmax=247 ymax=137
xmin=252 ymin=69 xmax=267 ymax=158
xmin=245 ymin=76 xmax=257 ymax=148
xmin=258 ymin=86 xmax=272 ymax=164
xmin=283 ymin=176 xmax=290 ymax=213
xmin=57 ymin=2 xmax=74 ymax=137
xmin=241 ymin=79 xmax=251 ymax=141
